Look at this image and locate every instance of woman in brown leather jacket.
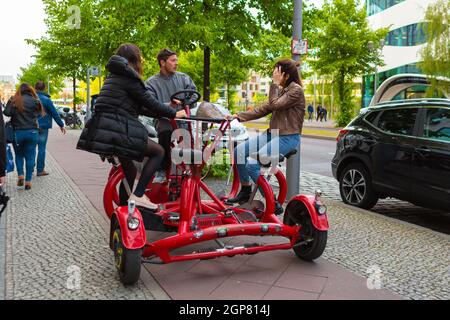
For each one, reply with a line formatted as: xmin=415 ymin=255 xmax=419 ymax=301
xmin=226 ymin=59 xmax=305 ymax=205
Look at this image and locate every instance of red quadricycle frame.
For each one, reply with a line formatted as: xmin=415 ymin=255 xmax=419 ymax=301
xmin=103 ymin=100 xmax=329 ymax=286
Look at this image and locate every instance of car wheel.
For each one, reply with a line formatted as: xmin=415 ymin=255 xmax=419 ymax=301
xmin=339 ymin=163 xmax=378 ymax=209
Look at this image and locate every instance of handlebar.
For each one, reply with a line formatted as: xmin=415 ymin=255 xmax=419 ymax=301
xmin=176 ymin=117 xmax=228 ymax=124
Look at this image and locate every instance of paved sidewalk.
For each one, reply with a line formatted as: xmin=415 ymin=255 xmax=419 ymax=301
xmin=42 ymin=130 xmax=403 ymax=300
xmin=3 ymin=150 xmax=168 ymax=300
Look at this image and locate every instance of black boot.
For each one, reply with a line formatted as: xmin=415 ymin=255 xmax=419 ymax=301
xmin=275 ymin=201 xmax=284 ymax=216
xmin=225 ymin=185 xmax=252 ymax=205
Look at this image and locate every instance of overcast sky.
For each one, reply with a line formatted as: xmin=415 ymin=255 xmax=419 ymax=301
xmin=0 ymin=0 xmax=346 ymax=81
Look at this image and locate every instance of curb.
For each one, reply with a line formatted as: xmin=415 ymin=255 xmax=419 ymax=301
xmin=302 ymin=134 xmax=336 ymax=141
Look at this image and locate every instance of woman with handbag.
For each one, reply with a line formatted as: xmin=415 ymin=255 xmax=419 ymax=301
xmin=3 ymin=83 xmax=45 ymax=190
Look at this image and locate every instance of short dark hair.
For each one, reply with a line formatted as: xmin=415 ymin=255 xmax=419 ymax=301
xmin=35 ymin=81 xmax=46 ymax=91
xmin=157 ymin=48 xmax=177 ymax=67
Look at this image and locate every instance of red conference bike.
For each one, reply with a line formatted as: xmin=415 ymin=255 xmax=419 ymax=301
xmin=102 ymin=90 xmax=329 ymax=285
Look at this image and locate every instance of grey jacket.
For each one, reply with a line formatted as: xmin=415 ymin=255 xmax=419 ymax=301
xmin=237 ymin=82 xmax=306 ymax=136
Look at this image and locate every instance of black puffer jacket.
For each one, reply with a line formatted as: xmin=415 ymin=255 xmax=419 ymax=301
xmin=77 ymin=56 xmax=177 ymax=161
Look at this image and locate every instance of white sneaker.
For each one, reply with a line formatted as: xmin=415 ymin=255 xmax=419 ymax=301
xmin=153 ymin=170 xmax=167 ymax=184
xmin=129 ymin=194 xmax=158 ymax=210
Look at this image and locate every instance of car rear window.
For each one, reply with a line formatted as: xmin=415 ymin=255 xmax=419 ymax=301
xmin=377 ymin=108 xmax=419 ymax=136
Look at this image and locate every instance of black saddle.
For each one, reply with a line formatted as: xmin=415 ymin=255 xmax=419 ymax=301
xmin=249 ymin=149 xmax=298 ymax=167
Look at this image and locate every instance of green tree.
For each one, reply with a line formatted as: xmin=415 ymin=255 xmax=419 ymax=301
xmin=313 ymin=0 xmax=388 ymax=127
xmin=18 ymin=60 xmax=64 ymax=96
xmin=419 ymin=0 xmax=450 ymax=96
xmin=28 ymin=0 xmax=105 ymax=112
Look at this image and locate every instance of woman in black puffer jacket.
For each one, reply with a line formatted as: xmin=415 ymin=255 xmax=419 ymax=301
xmin=77 ymin=44 xmax=186 ymax=209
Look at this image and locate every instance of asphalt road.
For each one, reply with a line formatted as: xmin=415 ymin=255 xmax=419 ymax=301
xmin=248 ymin=129 xmax=450 ymax=235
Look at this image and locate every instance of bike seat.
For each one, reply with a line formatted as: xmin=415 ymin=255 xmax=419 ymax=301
xmin=172 ymin=148 xmax=204 ymax=165
xmin=249 ymin=149 xmax=298 ymax=167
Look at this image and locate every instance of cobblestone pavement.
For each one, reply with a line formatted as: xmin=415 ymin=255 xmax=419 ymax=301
xmin=208 ymin=177 xmax=450 ymax=300
xmin=3 ymin=153 xmax=166 ymax=300
xmin=0 ymin=197 xmax=6 ymax=300
xmin=280 ymin=169 xmax=450 ymax=235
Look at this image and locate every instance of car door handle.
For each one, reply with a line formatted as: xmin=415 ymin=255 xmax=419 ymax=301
xmin=363 ymin=137 xmax=377 ymax=144
xmin=415 ymin=146 xmax=431 ymax=155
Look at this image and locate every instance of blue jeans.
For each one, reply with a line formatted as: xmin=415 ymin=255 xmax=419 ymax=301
xmin=234 ymin=131 xmax=300 ymax=184
xmin=13 ymin=129 xmax=39 ymax=182
xmin=37 ymin=128 xmax=49 ymax=173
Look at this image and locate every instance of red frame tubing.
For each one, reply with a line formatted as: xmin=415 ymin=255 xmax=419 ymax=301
xmin=113 ymin=207 xmax=147 ymax=250
xmin=178 ymin=177 xmax=199 ymax=234
xmin=143 ymin=223 xmax=300 ymax=263
xmin=288 ymin=195 xmax=329 ymax=231
xmin=103 ymin=169 xmax=124 ymax=219
xmin=274 ymin=169 xmax=287 ymax=204
xmin=257 ymin=176 xmax=279 ymax=223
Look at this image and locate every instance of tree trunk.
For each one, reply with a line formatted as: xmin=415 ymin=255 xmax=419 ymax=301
xmin=73 ymin=76 xmax=77 ymax=114
xmin=203 ymin=46 xmax=211 ymax=102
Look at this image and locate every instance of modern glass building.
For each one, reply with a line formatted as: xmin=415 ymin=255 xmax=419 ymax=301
xmin=362 ymin=0 xmax=438 ymax=107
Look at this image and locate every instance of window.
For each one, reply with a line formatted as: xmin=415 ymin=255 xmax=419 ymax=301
xmin=365 ymin=111 xmax=381 ymax=125
xmin=385 ymin=23 xmax=427 ymax=47
xmin=377 ymin=108 xmax=419 ymax=136
xmin=367 ymin=0 xmax=406 ymax=16
xmin=423 ymin=108 xmax=450 ymax=142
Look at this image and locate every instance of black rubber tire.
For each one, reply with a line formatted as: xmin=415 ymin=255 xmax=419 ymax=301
xmin=284 ymin=201 xmax=327 ymax=261
xmin=111 ymin=226 xmax=142 ymax=286
xmin=339 ymin=163 xmax=378 ymax=210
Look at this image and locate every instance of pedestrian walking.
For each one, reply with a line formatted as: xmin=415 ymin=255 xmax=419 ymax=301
xmin=307 ymin=103 xmax=314 ymax=122
xmin=145 ymin=48 xmax=197 ymax=183
xmin=316 ymin=104 xmax=323 ymax=122
xmin=4 ymin=84 xmax=45 ymax=190
xmin=35 ymin=81 xmax=67 ymax=177
xmin=322 ymin=106 xmax=328 ymax=122
xmin=77 ymin=43 xmax=187 ymax=209
xmin=0 ymin=105 xmax=6 ymax=187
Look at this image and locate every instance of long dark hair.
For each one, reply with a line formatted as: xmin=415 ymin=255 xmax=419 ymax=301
xmin=12 ymin=83 xmax=44 ymax=115
xmin=274 ymin=59 xmax=303 ymax=88
xmin=115 ymin=43 xmax=144 ymax=76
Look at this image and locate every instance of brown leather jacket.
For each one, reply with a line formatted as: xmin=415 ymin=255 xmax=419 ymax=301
xmin=237 ymin=82 xmax=305 ymax=135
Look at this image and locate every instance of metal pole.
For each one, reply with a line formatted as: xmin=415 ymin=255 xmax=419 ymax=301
xmin=85 ymin=68 xmax=91 ymax=124
xmin=287 ymin=0 xmax=302 ymax=199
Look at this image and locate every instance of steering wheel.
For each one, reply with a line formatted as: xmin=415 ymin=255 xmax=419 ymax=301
xmin=170 ymin=90 xmax=201 ymax=109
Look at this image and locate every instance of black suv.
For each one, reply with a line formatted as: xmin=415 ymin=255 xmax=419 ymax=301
xmin=332 ymin=99 xmax=450 ymax=211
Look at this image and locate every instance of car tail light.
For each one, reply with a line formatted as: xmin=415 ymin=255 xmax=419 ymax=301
xmin=336 ymin=130 xmax=349 ymax=142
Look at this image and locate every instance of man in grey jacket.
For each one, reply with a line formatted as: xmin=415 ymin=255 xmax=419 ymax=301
xmin=145 ymin=48 xmax=197 ymax=183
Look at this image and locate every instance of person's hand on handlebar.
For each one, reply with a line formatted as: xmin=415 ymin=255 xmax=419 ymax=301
xmin=225 ymin=114 xmax=239 ymax=121
xmin=170 ymin=99 xmax=182 ymax=108
xmin=175 ymin=110 xmax=188 ymax=118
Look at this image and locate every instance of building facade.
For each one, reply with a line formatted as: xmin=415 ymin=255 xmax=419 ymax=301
xmin=0 ymin=75 xmax=15 ymax=103
xmin=363 ymin=0 xmax=438 ymax=107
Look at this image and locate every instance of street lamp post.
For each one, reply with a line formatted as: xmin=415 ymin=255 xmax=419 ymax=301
xmin=286 ymin=0 xmax=303 ymax=199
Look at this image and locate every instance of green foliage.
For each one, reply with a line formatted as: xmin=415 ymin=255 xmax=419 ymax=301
xmin=18 ymin=60 xmax=64 ymax=96
xmin=203 ymin=149 xmax=232 ymax=179
xmin=26 ymin=0 xmax=324 ymax=105
xmin=419 ymin=0 xmax=450 ymax=96
xmin=312 ymin=0 xmax=388 ymax=127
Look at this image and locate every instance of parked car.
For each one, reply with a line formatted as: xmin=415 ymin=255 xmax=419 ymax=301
xmin=331 ymin=98 xmax=450 ymax=211
xmin=190 ymin=104 xmax=249 ymax=149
